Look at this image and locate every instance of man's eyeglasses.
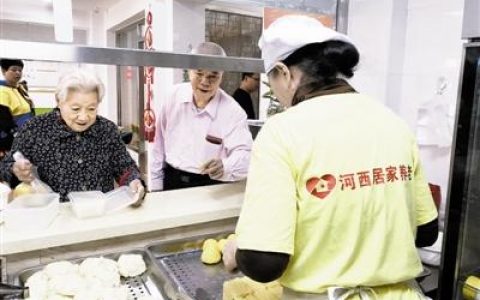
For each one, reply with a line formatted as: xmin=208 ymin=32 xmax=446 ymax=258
xmin=248 ymin=76 xmax=260 ymax=82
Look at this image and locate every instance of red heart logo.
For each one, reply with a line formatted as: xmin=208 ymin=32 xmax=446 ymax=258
xmin=306 ymin=174 xmax=336 ymax=199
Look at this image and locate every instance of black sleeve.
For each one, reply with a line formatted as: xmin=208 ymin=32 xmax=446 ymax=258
xmin=233 ymin=89 xmax=255 ymax=119
xmin=236 ymin=249 xmax=290 ymax=283
xmin=416 ymin=218 xmax=439 ymax=248
xmin=0 ymin=105 xmax=15 ymax=131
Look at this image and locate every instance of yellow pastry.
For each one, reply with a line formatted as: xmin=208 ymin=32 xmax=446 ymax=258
xmin=12 ymin=182 xmax=34 ymax=198
xmin=201 ymin=247 xmax=222 ymax=264
xmin=218 ymin=239 xmax=228 ymax=252
xmin=223 ymin=276 xmax=282 ymax=300
xmin=201 ymin=238 xmax=222 ymax=264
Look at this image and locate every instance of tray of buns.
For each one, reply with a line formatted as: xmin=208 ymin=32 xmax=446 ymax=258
xmin=10 ymin=249 xmax=164 ymax=300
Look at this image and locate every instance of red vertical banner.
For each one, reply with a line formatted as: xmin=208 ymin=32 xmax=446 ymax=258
xmin=143 ymin=8 xmax=156 ymax=142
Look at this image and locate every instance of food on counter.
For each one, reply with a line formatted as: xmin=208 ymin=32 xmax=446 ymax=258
xmin=223 ymin=276 xmax=282 ymax=300
xmin=23 ymin=255 xmax=140 ymax=300
xmin=201 ymin=238 xmax=222 ymax=264
xmin=201 ymin=247 xmax=222 ymax=264
xmin=25 ymin=270 xmax=49 ymax=299
xmin=50 ymin=272 xmax=86 ymax=296
xmin=44 ymin=261 xmax=79 ymax=278
xmin=72 ymin=287 xmax=101 ymax=300
xmin=200 ymin=234 xmax=237 ymax=264
xmin=203 ymin=238 xmax=219 ymax=250
xmin=79 ymin=257 xmax=120 ymax=287
xmin=12 ymin=182 xmax=35 ymax=198
xmin=217 ymin=238 xmax=228 ymax=252
xmin=117 ymin=254 xmax=147 ymax=277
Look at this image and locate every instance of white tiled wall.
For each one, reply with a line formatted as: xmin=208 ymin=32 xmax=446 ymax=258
xmin=348 ymin=0 xmax=465 ymax=227
xmin=347 ymin=0 xmax=394 ymax=103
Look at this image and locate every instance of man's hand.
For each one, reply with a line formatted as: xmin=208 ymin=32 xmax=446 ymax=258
xmin=12 ymin=159 xmax=34 ymax=183
xmin=200 ymin=159 xmax=224 ymax=180
xmin=222 ymin=239 xmax=238 ymax=272
xmin=129 ymin=179 xmax=145 ymax=208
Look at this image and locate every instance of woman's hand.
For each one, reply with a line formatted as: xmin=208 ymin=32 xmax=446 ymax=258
xmin=129 ymin=179 xmax=145 ymax=208
xmin=12 ymin=159 xmax=34 ymax=183
xmin=222 ymin=239 xmax=238 ymax=272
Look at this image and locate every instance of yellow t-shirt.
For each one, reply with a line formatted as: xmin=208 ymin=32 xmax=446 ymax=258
xmin=0 ymin=85 xmax=31 ymax=117
xmin=235 ymin=93 xmax=438 ymax=295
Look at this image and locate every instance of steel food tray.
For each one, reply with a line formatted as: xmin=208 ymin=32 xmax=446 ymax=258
xmin=11 ymin=249 xmax=165 ymax=300
xmin=147 ymin=232 xmax=242 ymax=300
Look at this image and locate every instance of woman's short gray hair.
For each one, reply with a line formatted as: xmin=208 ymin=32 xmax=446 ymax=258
xmin=55 ymin=70 xmax=105 ymax=103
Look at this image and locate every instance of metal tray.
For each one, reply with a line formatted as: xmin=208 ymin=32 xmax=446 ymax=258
xmin=11 ymin=249 xmax=165 ymax=299
xmin=147 ymin=232 xmax=242 ymax=300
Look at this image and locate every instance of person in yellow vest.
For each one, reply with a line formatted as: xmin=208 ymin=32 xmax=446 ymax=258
xmin=0 ymin=59 xmax=35 ymax=159
xmin=222 ymin=15 xmax=439 ymax=300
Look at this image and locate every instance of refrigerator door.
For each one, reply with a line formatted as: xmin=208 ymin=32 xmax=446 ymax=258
xmin=439 ymin=43 xmax=480 ymax=300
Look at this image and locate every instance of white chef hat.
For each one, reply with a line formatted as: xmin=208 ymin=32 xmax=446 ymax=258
xmin=259 ymin=15 xmax=354 ymax=74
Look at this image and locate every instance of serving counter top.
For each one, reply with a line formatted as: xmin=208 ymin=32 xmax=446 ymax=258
xmin=0 ymin=182 xmax=245 ymax=256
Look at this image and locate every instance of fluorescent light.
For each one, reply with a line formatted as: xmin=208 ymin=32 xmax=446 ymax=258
xmin=53 ymin=0 xmax=73 ymax=43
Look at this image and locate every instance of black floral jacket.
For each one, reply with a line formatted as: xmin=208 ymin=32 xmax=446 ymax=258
xmin=0 ymin=109 xmax=141 ymax=202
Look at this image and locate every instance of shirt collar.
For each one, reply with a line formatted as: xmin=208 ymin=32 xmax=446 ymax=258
xmin=179 ymin=84 xmax=221 ymax=119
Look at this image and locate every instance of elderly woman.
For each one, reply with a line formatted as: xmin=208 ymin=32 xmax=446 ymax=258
xmin=0 ymin=70 xmax=145 ymax=205
xmin=222 ymin=16 xmax=438 ymax=299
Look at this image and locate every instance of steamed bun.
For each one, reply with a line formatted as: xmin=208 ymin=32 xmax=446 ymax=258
xmin=49 ymin=271 xmax=86 ymax=296
xmin=44 ymin=261 xmax=78 ymax=278
xmin=79 ymin=257 xmax=120 ymax=287
xmin=25 ymin=270 xmax=49 ymax=299
xmin=117 ymin=254 xmax=146 ymax=277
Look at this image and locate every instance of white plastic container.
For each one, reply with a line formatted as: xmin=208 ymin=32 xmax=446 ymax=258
xmin=3 ymin=193 xmax=60 ymax=231
xmin=68 ymin=186 xmax=136 ymax=219
xmin=103 ymin=186 xmax=137 ymax=213
xmin=68 ymin=191 xmax=106 ymax=218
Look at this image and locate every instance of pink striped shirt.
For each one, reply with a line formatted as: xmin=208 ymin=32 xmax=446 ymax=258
xmin=151 ymin=83 xmax=253 ymax=190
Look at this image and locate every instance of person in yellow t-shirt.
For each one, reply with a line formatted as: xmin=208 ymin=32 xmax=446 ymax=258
xmin=0 ymin=59 xmax=35 ymax=159
xmin=222 ymin=16 xmax=439 ymax=300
